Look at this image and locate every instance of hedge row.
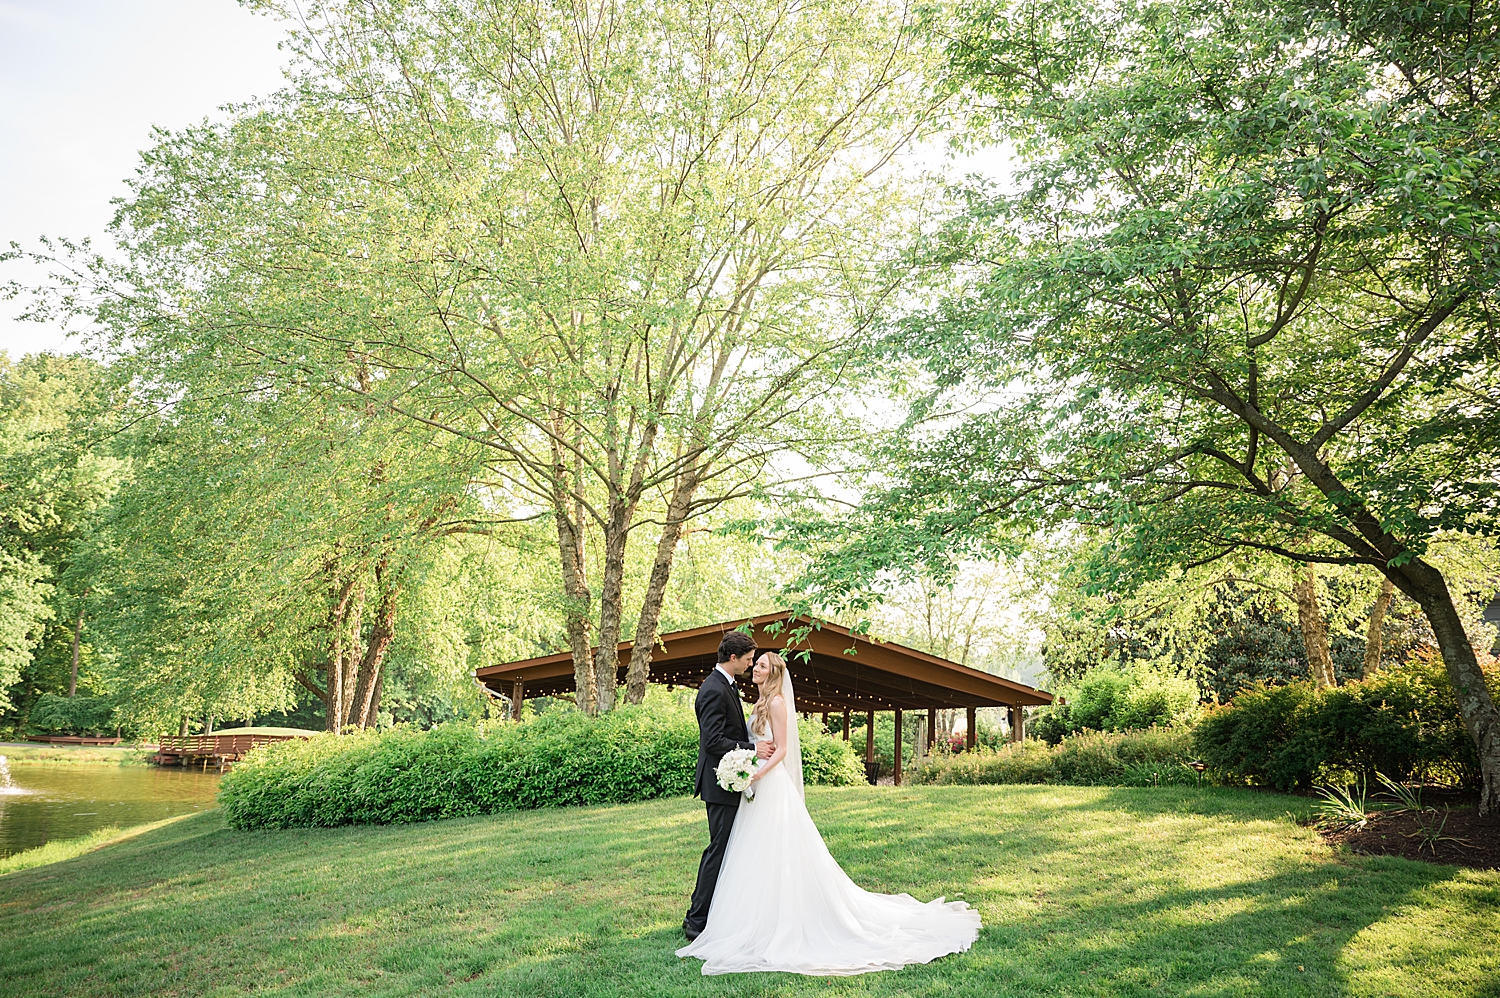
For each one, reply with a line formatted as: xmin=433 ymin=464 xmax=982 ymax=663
xmin=219 ymin=700 xmax=864 ymax=829
xmin=911 ymin=726 xmax=1200 ymax=787
xmin=1192 ymin=655 xmax=1495 ymax=790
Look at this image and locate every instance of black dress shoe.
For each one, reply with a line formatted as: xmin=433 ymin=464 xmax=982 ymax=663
xmin=683 ymin=923 xmax=702 ymax=941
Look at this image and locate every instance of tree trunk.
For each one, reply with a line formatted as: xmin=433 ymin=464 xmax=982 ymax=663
xmin=625 ymin=472 xmax=699 ymax=704
xmin=328 ymin=628 xmax=342 ymax=733
xmin=1362 ymin=576 xmax=1395 ymax=679
xmin=340 ymin=581 xmax=365 ymax=729
xmin=1390 ymin=559 xmax=1500 ymax=815
xmin=592 ymin=495 xmax=636 ymax=715
xmin=352 ymin=565 xmax=399 ymax=729
xmin=364 ymin=667 xmax=383 ymax=727
xmin=554 ymin=498 xmax=596 ymax=714
xmin=551 ymin=427 xmax=596 ymax=714
xmin=326 ymin=575 xmax=357 ymax=732
xmin=67 ymin=598 xmax=85 ymax=698
xmin=354 ymin=646 xmax=389 ymax=729
xmin=1294 ymin=565 xmax=1336 ymax=688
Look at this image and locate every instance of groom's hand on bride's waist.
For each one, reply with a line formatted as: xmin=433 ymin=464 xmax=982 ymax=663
xmin=756 ymin=741 xmax=775 ymax=760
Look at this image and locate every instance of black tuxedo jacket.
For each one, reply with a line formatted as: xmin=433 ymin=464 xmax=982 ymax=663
xmin=693 ymin=668 xmax=755 ymax=805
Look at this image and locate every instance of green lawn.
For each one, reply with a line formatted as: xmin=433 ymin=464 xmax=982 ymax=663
xmin=0 ymin=786 xmax=1494 ymax=997
xmin=0 ymin=742 xmax=151 ymax=765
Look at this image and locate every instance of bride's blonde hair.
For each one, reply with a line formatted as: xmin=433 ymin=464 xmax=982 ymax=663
xmin=752 ymin=652 xmax=787 ymax=730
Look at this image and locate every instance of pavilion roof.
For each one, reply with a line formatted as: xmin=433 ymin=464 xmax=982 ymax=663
xmin=474 ymin=612 xmax=1053 ymax=711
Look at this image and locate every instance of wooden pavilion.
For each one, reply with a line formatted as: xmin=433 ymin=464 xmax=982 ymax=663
xmin=474 ymin=612 xmax=1053 ymax=785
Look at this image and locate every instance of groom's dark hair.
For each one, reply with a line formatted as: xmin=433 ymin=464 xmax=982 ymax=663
xmin=717 ymin=631 xmax=756 ymax=663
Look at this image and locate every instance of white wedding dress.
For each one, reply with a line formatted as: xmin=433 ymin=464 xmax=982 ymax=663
xmin=676 ymin=672 xmax=981 ymax=976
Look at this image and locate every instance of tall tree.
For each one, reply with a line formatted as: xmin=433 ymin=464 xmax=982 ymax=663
xmin=73 ymin=361 xmax=484 ymax=735
xmin=0 ymin=353 xmax=124 ymax=726
xmin=840 ymin=0 xmax=1500 ymax=809
xmin=281 ymin=0 xmax=939 ymax=712
xmin=53 ymin=0 xmax=938 ymax=713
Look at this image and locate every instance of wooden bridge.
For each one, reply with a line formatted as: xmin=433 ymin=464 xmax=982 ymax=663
xmin=152 ymin=726 xmax=318 ymax=771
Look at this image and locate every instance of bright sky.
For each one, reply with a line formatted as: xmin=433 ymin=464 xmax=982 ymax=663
xmin=0 ymin=0 xmax=290 ymax=356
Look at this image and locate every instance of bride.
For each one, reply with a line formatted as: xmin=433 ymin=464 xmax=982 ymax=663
xmin=676 ymin=652 xmax=982 ymax=976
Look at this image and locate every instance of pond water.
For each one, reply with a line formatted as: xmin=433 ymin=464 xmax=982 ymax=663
xmin=0 ymin=755 xmax=220 ymax=858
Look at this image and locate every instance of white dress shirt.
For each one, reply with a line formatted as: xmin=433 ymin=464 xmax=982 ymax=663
xmin=716 ymin=664 xmax=755 ymax=745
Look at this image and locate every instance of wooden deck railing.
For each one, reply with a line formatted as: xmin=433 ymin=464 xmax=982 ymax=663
xmin=153 ymin=733 xmax=305 ymax=770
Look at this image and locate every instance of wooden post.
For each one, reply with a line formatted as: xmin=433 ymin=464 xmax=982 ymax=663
xmin=865 ymin=711 xmax=875 ymax=763
xmin=966 ymin=706 xmax=977 ymax=751
xmin=1009 ymin=705 xmax=1021 ymax=742
xmin=511 ymin=679 xmax=525 ymax=722
xmin=822 ymin=712 xmax=829 ymax=732
xmin=927 ymin=707 xmax=937 ymax=750
xmin=1014 ymin=705 xmax=1025 ymax=742
xmin=893 ymin=708 xmax=903 ymax=786
xmin=842 ymin=709 xmax=851 ymax=741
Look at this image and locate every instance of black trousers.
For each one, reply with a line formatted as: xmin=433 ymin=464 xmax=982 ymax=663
xmin=684 ymin=801 xmax=738 ymax=931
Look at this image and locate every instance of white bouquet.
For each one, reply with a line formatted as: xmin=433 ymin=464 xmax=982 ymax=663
xmin=716 ymin=748 xmax=759 ymax=800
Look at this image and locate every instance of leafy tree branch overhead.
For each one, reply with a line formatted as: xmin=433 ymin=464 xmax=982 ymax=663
xmin=828 ymin=0 xmax=1500 ymax=809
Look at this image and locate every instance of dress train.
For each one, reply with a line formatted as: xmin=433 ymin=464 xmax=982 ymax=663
xmin=675 ymin=722 xmax=980 ymax=975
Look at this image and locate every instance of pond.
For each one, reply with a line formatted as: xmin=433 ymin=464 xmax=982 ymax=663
xmin=0 ymin=754 xmax=220 ymax=858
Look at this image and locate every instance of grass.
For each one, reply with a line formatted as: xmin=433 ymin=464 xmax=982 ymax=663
xmin=0 ymin=743 xmax=152 ymax=766
xmin=0 ymin=785 xmax=1495 ymax=997
xmin=0 ymin=816 xmax=193 ymax=876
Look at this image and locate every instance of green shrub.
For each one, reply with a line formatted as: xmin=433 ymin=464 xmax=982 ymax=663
xmin=797 ymin=717 xmax=865 ymax=786
xmin=1193 ymin=683 xmax=1318 ymax=789
xmin=1192 ymin=656 xmax=1493 ymax=791
xmin=1068 ymin=670 xmax=1136 ymax=731
xmin=220 ymin=698 xmax=864 ymax=829
xmin=1052 ymin=729 xmax=1130 ymax=784
xmin=1053 ymin=726 xmax=1196 ymax=784
xmin=28 ymin=693 xmax=116 ymax=735
xmin=911 ymin=726 xmax=1196 ymax=787
xmin=912 ymin=739 xmax=1058 ymax=785
xmin=1118 ymin=759 xmax=1199 ymax=787
xmin=1114 ymin=675 xmax=1200 ymax=729
xmin=1027 ymin=707 xmax=1072 ymax=745
xmin=1032 ymin=668 xmax=1200 ymax=744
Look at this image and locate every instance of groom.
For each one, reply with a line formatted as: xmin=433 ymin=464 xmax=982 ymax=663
xmin=683 ymin=630 xmax=774 ymax=940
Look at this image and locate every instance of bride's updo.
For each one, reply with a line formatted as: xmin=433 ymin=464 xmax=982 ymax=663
xmin=752 ymin=652 xmax=787 ymax=731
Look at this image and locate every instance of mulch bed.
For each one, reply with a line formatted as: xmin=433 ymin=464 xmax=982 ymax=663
xmin=1323 ymin=807 xmax=1500 ymax=870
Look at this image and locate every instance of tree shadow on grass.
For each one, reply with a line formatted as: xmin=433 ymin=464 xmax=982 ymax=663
xmin=0 ymin=789 xmax=1494 ymax=998
xmin=802 ymin=786 xmax=1495 ymax=998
